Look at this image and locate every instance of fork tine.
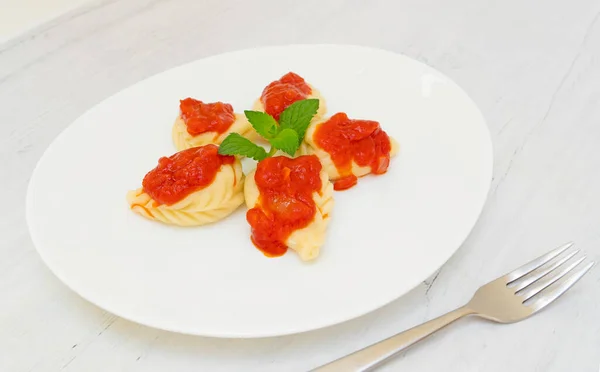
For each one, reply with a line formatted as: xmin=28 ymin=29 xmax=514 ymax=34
xmin=528 ymin=261 xmax=594 ymax=312
xmin=512 ymin=249 xmax=579 ymax=292
xmin=518 ymin=257 xmax=586 ymax=301
xmin=505 ymin=242 xmax=574 ymax=282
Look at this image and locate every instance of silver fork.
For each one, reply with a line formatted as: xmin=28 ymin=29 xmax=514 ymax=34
xmin=312 ymin=242 xmax=594 ymax=372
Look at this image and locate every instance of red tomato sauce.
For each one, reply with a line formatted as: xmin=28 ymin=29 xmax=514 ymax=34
xmin=246 ymin=155 xmax=322 ymax=257
xmin=142 ymin=145 xmax=234 ymax=205
xmin=313 ymin=112 xmax=392 ymax=191
xmin=180 ymin=98 xmax=236 ymax=136
xmin=260 ymin=72 xmax=312 ymax=120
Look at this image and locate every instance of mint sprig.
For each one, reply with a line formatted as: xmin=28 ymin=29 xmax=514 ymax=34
xmin=218 ymin=133 xmax=268 ymax=161
xmin=218 ymin=98 xmax=319 ymax=160
xmin=243 ymin=111 xmax=278 ymax=140
xmin=279 ymin=99 xmax=319 ymax=145
xmin=270 ymin=128 xmax=299 ymax=156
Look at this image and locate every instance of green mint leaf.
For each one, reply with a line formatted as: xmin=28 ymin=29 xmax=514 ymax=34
xmin=244 ymin=110 xmax=278 ymax=140
xmin=279 ymin=99 xmax=319 ymax=144
xmin=218 ymin=133 xmax=268 ymax=161
xmin=269 ymin=128 xmax=299 ymax=156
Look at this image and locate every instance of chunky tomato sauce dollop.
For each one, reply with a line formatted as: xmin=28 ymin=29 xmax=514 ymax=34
xmin=260 ymin=72 xmax=312 ymax=120
xmin=142 ymin=145 xmax=234 ymax=205
xmin=313 ymin=112 xmax=392 ymax=191
xmin=180 ymin=98 xmax=236 ymax=136
xmin=247 ymin=155 xmax=322 ymax=257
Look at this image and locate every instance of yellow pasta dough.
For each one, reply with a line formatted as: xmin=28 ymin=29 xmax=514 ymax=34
xmin=244 ymin=165 xmax=334 ymax=261
xmin=172 ymin=113 xmax=256 ymax=151
xmin=300 ymin=118 xmax=399 ymax=181
xmin=253 ymin=85 xmax=327 ymax=121
xmin=127 ymin=147 xmax=244 ymax=226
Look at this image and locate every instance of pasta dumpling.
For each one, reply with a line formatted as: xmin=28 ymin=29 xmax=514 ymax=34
xmin=127 ymin=145 xmax=244 ymax=226
xmin=300 ymin=112 xmax=399 ymax=190
xmin=244 ymin=155 xmax=334 ymax=261
xmin=172 ymin=98 xmax=256 ymax=151
xmin=253 ymin=72 xmax=326 ymax=121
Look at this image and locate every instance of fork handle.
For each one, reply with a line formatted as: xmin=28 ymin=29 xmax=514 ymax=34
xmin=312 ymin=306 xmax=474 ymax=372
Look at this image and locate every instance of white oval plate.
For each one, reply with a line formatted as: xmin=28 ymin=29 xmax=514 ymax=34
xmin=26 ymin=45 xmax=492 ymax=338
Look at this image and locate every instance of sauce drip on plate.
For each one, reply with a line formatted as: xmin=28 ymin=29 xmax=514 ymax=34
xmin=260 ymin=72 xmax=312 ymax=120
xmin=247 ymin=155 xmax=322 ymax=257
xmin=143 ymin=145 xmax=234 ymax=205
xmin=180 ymin=98 xmax=236 ymax=136
xmin=313 ymin=112 xmax=392 ymax=191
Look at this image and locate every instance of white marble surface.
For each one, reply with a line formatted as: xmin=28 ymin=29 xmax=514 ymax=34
xmin=1 ymin=0 xmax=600 ymax=371
xmin=0 ymin=0 xmax=92 ymax=43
